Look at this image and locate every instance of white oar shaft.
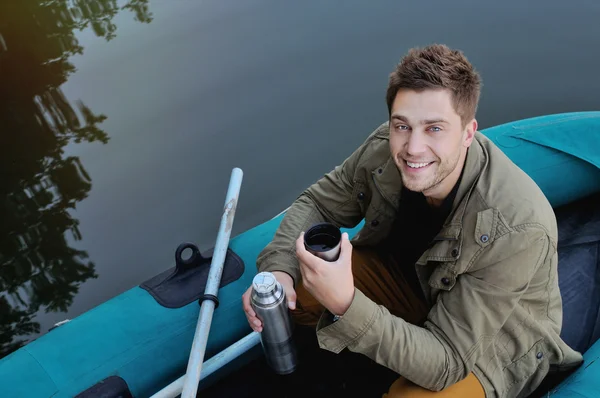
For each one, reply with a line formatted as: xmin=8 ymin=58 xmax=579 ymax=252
xmin=181 ymin=167 xmax=243 ymax=398
xmin=151 ymin=331 xmax=260 ymax=398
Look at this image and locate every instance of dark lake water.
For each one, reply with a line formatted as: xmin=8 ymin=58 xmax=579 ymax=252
xmin=2 ymin=0 xmax=600 ymax=358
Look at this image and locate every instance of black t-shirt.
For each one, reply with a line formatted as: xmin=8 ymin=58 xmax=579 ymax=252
xmin=381 ymin=178 xmax=461 ymax=298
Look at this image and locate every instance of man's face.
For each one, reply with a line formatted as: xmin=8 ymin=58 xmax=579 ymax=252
xmin=389 ymin=88 xmax=476 ymax=196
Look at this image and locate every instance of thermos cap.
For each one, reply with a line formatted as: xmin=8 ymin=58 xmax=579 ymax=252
xmin=252 ymin=272 xmax=278 ymax=294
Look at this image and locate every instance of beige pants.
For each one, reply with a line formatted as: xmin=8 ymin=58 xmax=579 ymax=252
xmin=292 ymin=247 xmax=485 ymax=398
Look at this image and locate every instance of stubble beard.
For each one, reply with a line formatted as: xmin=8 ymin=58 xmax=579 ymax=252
xmin=398 ymin=150 xmax=461 ymax=193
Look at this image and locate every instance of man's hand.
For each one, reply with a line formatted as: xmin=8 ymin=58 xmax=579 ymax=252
xmin=242 ymin=271 xmax=296 ymax=333
xmin=296 ymin=231 xmax=355 ymax=316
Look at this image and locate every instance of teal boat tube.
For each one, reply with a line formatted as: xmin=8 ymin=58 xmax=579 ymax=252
xmin=1 ymin=112 xmax=599 ymax=398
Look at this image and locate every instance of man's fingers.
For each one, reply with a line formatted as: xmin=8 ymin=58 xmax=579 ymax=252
xmin=243 ymin=287 xmax=262 ymax=332
xmin=295 ymin=232 xmax=319 ymax=269
xmin=245 ymin=314 xmax=262 ymax=332
xmin=271 ymin=271 xmax=297 ymax=310
xmin=295 ymin=232 xmax=311 ymax=264
xmin=286 ymin=286 xmax=297 ymax=310
xmin=337 ymin=232 xmax=353 ymax=263
xmin=246 ymin=306 xmax=256 ymax=318
xmin=296 ymin=232 xmax=323 ymax=273
xmin=242 ymin=288 xmax=256 ymax=317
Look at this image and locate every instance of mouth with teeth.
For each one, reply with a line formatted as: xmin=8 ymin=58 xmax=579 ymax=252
xmin=404 ymin=160 xmax=433 ymax=172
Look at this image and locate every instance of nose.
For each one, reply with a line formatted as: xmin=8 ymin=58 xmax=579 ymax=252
xmin=406 ymin=130 xmax=427 ymax=156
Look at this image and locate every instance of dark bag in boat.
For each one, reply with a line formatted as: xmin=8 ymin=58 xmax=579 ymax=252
xmin=555 ymin=192 xmax=600 ymax=354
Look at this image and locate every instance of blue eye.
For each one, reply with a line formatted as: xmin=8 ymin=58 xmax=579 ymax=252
xmin=396 ymin=125 xmax=409 ymax=131
xmin=429 ymin=126 xmax=442 ymax=132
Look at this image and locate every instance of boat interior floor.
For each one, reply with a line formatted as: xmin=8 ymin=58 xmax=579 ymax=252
xmin=199 ymin=323 xmax=566 ymax=398
xmin=201 ymin=324 xmax=400 ymax=398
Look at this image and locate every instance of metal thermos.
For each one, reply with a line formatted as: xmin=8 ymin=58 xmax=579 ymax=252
xmin=251 ymin=272 xmax=297 ymax=375
xmin=304 ymin=222 xmax=342 ymax=262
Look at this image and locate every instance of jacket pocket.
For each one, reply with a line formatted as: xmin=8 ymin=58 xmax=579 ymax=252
xmin=352 ymin=180 xmax=371 ymax=215
xmin=351 ymin=199 xmax=394 ymax=247
xmin=475 ymin=208 xmax=498 ymax=248
xmin=502 ymin=339 xmax=549 ymax=398
xmin=365 ymin=189 xmax=395 ymax=228
xmin=428 ymin=264 xmax=457 ymax=291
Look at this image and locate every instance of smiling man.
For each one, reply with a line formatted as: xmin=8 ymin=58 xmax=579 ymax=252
xmin=243 ymin=44 xmax=583 ymax=397
xmin=390 ymin=88 xmax=471 ymax=206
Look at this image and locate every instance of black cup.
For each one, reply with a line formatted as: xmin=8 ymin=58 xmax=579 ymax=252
xmin=303 ymin=222 xmax=342 ymax=262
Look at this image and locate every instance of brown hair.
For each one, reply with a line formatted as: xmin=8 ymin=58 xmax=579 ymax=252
xmin=386 ymin=44 xmax=482 ymax=126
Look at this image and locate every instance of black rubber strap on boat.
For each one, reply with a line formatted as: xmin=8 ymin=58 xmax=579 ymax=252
xmin=199 ymin=293 xmax=220 ymax=309
xmin=140 ymin=244 xmax=244 ymax=308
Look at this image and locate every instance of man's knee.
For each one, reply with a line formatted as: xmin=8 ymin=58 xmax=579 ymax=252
xmin=382 ymin=374 xmax=485 ymax=397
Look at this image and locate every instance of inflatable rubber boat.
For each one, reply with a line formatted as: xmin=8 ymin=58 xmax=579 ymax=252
xmin=1 ymin=111 xmax=599 ymax=397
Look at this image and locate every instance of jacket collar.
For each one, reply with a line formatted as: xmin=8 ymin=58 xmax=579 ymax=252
xmin=446 ymin=134 xmax=486 ymax=232
xmin=416 ymin=134 xmax=487 ymax=263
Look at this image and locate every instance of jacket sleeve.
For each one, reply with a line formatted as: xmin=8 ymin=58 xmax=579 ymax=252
xmin=255 ymin=127 xmax=383 ymax=285
xmin=315 ymin=226 xmax=552 ymax=391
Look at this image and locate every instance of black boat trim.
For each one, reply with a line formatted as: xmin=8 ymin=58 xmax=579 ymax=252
xmin=75 ymin=376 xmax=133 ymax=398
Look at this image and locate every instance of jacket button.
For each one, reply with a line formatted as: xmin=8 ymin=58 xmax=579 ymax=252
xmin=357 ymin=192 xmax=365 ymax=200
xmin=480 ymin=234 xmax=489 ymax=243
xmin=378 ymin=168 xmax=383 ymax=174
xmin=451 ymin=248 xmax=459 ymax=257
xmin=536 ymin=352 xmax=543 ymax=359
xmin=441 ymin=277 xmax=450 ymax=286
xmin=371 ymin=219 xmax=379 ymax=227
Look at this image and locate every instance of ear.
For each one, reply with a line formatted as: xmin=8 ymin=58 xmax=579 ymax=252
xmin=463 ymin=119 xmax=478 ymax=148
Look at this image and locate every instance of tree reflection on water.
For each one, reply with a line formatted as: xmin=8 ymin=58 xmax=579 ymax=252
xmin=0 ymin=0 xmax=152 ymax=358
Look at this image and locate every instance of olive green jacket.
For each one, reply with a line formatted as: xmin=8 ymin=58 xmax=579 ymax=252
xmin=256 ymin=122 xmax=583 ymax=398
